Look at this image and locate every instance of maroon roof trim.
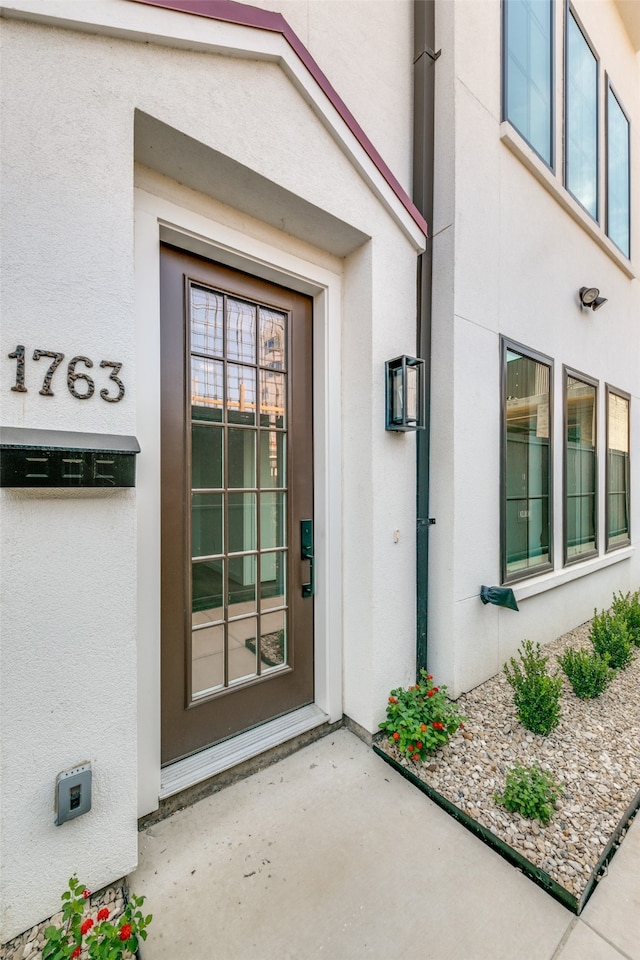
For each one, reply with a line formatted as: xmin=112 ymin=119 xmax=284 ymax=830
xmin=130 ymin=0 xmax=427 ymax=235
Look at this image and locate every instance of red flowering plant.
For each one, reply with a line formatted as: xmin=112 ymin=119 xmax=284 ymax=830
xmin=379 ymin=669 xmax=465 ymax=761
xmin=43 ymin=875 xmax=152 ymax=960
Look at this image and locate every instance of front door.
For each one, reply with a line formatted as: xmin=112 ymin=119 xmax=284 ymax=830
xmin=160 ymin=246 xmax=314 ymax=764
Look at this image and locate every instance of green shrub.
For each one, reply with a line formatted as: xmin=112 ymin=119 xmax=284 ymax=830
xmin=611 ymin=590 xmax=640 ymax=645
xmin=590 ymin=608 xmax=634 ymax=669
xmin=503 ymin=639 xmax=562 ymax=735
xmin=380 ymin=669 xmax=465 ymax=760
xmin=495 ymin=762 xmax=561 ymax=825
xmin=557 ymin=647 xmax=611 ymax=699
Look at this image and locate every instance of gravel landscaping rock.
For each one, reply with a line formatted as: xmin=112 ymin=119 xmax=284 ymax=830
xmin=376 ymin=618 xmax=640 ymax=900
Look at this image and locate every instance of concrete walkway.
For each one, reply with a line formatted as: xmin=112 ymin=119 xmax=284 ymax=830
xmin=131 ymin=729 xmax=640 ymax=960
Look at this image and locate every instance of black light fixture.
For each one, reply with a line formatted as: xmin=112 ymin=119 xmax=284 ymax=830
xmin=385 ymin=355 xmax=425 ymax=431
xmin=579 ymin=286 xmax=608 ymax=311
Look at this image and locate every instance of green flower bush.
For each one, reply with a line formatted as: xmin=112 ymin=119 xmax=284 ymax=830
xmin=611 ymin=590 xmax=640 ymax=645
xmin=590 ymin=608 xmax=634 ymax=670
xmin=557 ymin=647 xmax=612 ymax=699
xmin=43 ymin=876 xmax=152 ymax=960
xmin=503 ymin=639 xmax=562 ymax=736
xmin=380 ymin=669 xmax=465 ymax=761
xmin=495 ymin=762 xmax=561 ymax=825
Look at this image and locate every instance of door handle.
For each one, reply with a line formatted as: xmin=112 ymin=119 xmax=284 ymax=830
xmin=300 ymin=518 xmax=314 ymax=598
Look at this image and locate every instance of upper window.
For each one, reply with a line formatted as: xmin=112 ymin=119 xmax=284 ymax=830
xmin=606 ymin=83 xmax=631 ymax=258
xmin=502 ymin=340 xmax=553 ymax=582
xmin=503 ymin=0 xmax=553 ymax=167
xmin=502 ymin=2 xmax=632 ymax=262
xmin=606 ymin=386 xmax=630 ymax=550
xmin=564 ymin=370 xmax=597 ymax=563
xmin=565 ymin=10 xmax=598 ymax=220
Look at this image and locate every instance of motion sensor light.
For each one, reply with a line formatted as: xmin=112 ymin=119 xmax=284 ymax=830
xmin=579 ymin=287 xmax=608 ymax=311
xmin=579 ymin=286 xmax=600 ymax=306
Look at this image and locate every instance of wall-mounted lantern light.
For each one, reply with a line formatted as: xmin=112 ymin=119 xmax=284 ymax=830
xmin=579 ymin=286 xmax=608 ymax=311
xmin=385 ymin=355 xmax=425 ymax=431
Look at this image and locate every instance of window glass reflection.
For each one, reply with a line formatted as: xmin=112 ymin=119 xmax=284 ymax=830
xmin=192 ymin=424 xmax=223 ymax=489
xmin=566 ymin=376 xmax=596 ymax=559
xmin=566 ymin=13 xmax=598 ymax=219
xmin=607 ymin=392 xmax=630 ymax=548
xmin=260 ymin=371 xmax=286 ymax=428
xmin=260 ymin=431 xmax=285 ymax=488
xmin=227 ymin=299 xmax=256 ymax=364
xmin=191 ymin=287 xmax=223 ymax=358
xmin=505 ymin=0 xmax=553 ymax=165
xmin=260 ymin=308 xmax=286 ymax=370
xmin=192 ymin=625 xmax=224 ymax=697
xmin=191 ymin=357 xmax=223 ymax=422
xmin=504 ymin=348 xmax=551 ymax=579
xmin=607 ymin=88 xmax=630 ymax=258
xmin=227 ymin=364 xmax=256 ymax=426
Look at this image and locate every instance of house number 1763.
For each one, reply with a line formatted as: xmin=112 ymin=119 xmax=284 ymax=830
xmin=8 ymin=345 xmax=125 ymax=403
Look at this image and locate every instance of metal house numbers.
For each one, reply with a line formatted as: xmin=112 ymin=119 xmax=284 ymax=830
xmin=7 ymin=346 xmax=125 ymax=403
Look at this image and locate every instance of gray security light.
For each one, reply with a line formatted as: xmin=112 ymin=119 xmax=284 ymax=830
xmin=579 ymin=287 xmax=608 ymax=311
xmin=385 ymin=355 xmax=425 ymax=431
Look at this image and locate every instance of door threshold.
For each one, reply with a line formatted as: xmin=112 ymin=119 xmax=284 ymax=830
xmin=160 ymin=704 xmax=329 ymax=800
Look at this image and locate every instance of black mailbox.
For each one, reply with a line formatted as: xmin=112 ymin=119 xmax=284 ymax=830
xmin=0 ymin=427 xmax=140 ymax=488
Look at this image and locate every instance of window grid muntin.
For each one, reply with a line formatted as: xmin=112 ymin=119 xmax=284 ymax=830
xmin=188 ymin=282 xmax=290 ymax=701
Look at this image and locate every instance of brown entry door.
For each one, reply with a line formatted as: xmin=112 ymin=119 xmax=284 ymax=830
xmin=160 ymin=246 xmax=314 ymax=765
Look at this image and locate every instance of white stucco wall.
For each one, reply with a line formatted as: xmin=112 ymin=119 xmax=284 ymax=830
xmin=429 ymin=0 xmax=640 ymax=696
xmin=247 ymin=0 xmax=414 ymax=195
xmin=0 ymin=0 xmax=422 ymax=938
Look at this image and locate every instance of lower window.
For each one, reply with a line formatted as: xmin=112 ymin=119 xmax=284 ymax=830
xmin=606 ymin=385 xmax=630 ymax=550
xmin=502 ymin=340 xmax=553 ymax=582
xmin=564 ymin=369 xmax=597 ymax=563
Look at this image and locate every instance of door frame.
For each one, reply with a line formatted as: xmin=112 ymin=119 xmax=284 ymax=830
xmin=135 ymin=182 xmax=343 ymax=816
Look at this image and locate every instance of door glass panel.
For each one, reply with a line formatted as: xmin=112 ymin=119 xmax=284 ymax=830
xmin=192 ymin=625 xmax=224 ymax=696
xmin=227 ymin=363 xmax=256 ymax=426
xmin=227 ymin=299 xmax=256 ymax=363
xmin=228 ymin=554 xmax=257 ymax=612
xmin=191 ymin=357 xmax=223 ymax=422
xmin=228 ymin=428 xmax=256 ymax=488
xmin=228 ymin=492 xmax=257 ymax=552
xmin=260 ymin=431 xmax=285 ymax=488
xmin=192 ymin=559 xmax=224 ymax=625
xmin=260 ymin=551 xmax=286 ymax=609
xmin=260 ymin=371 xmax=286 ymax=428
xmin=191 ymin=286 xmax=223 ymax=357
xmin=192 ymin=493 xmax=223 ymax=557
xmin=259 ymin=307 xmax=286 ymax=370
xmin=192 ymin=424 xmax=223 ymax=489
xmin=228 ymin=617 xmax=258 ymax=683
xmin=188 ymin=280 xmax=290 ymax=702
xmin=261 ymin=492 xmax=286 ymax=549
xmin=260 ymin=610 xmax=286 ymax=671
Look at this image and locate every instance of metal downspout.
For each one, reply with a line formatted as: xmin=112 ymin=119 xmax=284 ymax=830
xmin=414 ymin=0 xmax=438 ymax=674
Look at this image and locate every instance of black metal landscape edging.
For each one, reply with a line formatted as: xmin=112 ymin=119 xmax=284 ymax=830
xmin=373 ymin=744 xmax=640 ymax=915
